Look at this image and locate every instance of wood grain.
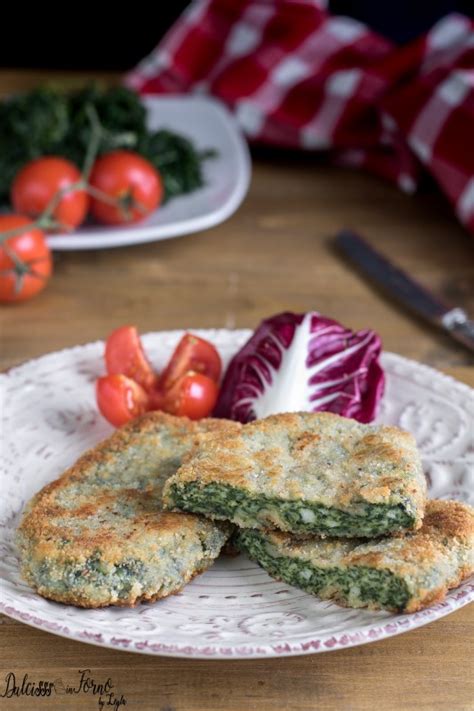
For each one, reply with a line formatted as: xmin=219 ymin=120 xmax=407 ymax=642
xmin=0 ymin=71 xmax=473 ymax=711
xmin=0 ymin=600 xmax=473 ymax=711
xmin=1 ymin=155 xmax=474 ymax=372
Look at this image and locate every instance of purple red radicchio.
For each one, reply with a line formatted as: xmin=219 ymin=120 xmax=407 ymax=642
xmin=214 ymin=311 xmax=385 ymax=423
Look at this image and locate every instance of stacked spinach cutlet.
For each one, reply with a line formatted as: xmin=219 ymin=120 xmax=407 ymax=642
xmin=164 ymin=412 xmax=474 ymax=612
xmin=236 ymin=500 xmax=474 ymax=612
xmin=18 ymin=409 xmax=473 ymax=613
xmin=163 ymin=412 xmax=427 ymax=538
xmin=17 ymin=413 xmax=239 ymax=608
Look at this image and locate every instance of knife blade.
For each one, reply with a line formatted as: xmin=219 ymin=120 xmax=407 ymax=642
xmin=335 ymin=229 xmax=474 ymax=353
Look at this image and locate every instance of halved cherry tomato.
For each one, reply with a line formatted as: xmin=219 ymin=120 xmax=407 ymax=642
xmin=105 ymin=325 xmax=157 ymax=391
xmin=11 ymin=157 xmax=88 ymax=231
xmin=162 ymin=372 xmax=219 ymax=420
xmin=96 ymin=327 xmax=221 ymax=426
xmin=96 ymin=374 xmax=149 ymax=427
xmin=89 ymin=151 xmax=162 ymax=225
xmin=0 ymin=214 xmax=52 ymax=303
xmin=159 ymin=334 xmax=222 ymax=391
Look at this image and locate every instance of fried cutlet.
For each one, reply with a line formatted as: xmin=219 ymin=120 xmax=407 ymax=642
xmin=163 ymin=412 xmax=426 ymax=537
xmin=236 ymin=499 xmax=474 ymax=612
xmin=16 ymin=412 xmax=238 ymax=608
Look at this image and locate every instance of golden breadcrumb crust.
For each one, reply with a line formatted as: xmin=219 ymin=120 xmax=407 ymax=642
xmin=164 ymin=411 xmax=426 ymax=527
xmin=17 ymin=412 xmax=237 ymax=607
xmin=22 ymin=564 xmax=211 ymax=609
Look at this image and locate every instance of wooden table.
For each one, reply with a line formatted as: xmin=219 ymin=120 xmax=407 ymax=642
xmin=1 ymin=71 xmax=473 ymax=711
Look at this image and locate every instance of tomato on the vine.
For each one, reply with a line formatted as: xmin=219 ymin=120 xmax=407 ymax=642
xmin=0 ymin=214 xmax=52 ymax=303
xmin=96 ymin=374 xmax=149 ymax=428
xmin=89 ymin=151 xmax=163 ymax=225
xmin=11 ymin=157 xmax=88 ymax=231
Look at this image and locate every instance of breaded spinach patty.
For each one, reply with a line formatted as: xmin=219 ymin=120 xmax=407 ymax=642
xmin=237 ymin=500 xmax=474 ymax=612
xmin=163 ymin=412 xmax=426 ymax=537
xmin=16 ymin=413 xmax=238 ymax=608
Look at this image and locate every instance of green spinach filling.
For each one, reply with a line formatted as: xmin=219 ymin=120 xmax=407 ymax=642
xmin=168 ymin=482 xmax=414 ymax=537
xmin=237 ymin=530 xmax=410 ymax=611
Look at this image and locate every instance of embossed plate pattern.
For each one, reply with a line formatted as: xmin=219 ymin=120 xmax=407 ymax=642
xmin=1 ymin=330 xmax=473 ymax=658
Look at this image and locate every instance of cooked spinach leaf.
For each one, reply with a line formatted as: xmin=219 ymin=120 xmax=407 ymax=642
xmin=0 ymin=85 xmax=213 ymax=202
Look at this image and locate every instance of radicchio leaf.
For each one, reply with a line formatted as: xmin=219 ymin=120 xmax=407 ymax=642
xmin=214 ymin=312 xmax=384 ymax=423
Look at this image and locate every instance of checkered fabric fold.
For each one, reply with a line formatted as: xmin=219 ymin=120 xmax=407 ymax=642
xmin=126 ymin=1 xmax=474 ymax=234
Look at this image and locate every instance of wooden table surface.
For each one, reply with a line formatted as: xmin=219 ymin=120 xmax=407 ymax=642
xmin=0 ymin=71 xmax=473 ymax=711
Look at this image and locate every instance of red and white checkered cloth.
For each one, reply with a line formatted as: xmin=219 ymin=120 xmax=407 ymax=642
xmin=126 ymin=1 xmax=474 ymax=234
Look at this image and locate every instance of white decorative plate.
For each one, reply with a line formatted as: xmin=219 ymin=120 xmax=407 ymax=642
xmin=1 ymin=330 xmax=473 ymax=658
xmin=46 ymin=97 xmax=251 ymax=250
